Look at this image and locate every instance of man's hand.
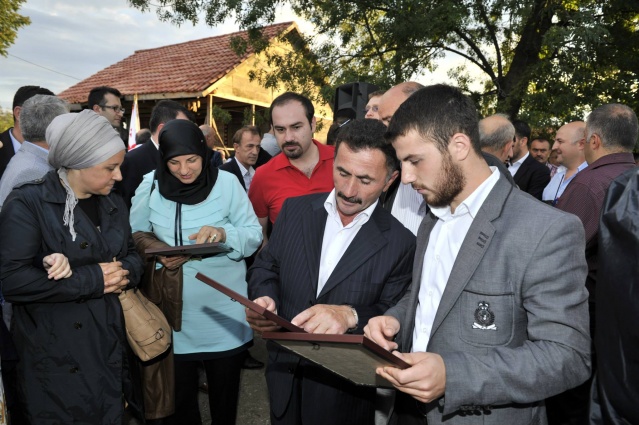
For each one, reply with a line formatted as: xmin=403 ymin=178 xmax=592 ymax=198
xmin=43 ymin=253 xmax=73 ymax=280
xmin=246 ymin=296 xmax=281 ymax=333
xmin=291 ymin=304 xmax=356 ymax=334
xmin=364 ymin=315 xmax=401 ymax=351
xmin=377 ymin=352 xmax=446 ymax=404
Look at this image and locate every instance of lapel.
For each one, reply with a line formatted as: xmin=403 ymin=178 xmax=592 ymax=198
xmin=514 ymin=154 xmax=532 ymax=181
xmin=303 ymin=195 xmax=329 ymax=297
xmin=402 ymin=214 xmax=437 ymax=348
xmin=318 ymin=203 xmax=390 ymax=298
xmin=428 ymin=175 xmax=513 ymax=340
xmin=231 ymin=159 xmax=247 ymax=191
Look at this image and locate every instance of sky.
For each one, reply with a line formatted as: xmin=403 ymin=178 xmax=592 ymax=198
xmin=1 ymin=0 xmax=463 ymax=111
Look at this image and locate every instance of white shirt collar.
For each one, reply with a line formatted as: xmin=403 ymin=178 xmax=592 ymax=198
xmin=513 ymin=151 xmax=529 ymax=167
xmin=150 ymin=137 xmax=159 ymax=150
xmin=234 ymin=157 xmax=254 ymax=176
xmin=323 ymin=188 xmax=377 ymax=228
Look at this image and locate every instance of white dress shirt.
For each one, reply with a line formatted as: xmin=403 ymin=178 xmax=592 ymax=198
xmin=508 ymin=151 xmax=529 ymax=176
xmin=317 ymin=189 xmax=377 ymax=296
xmin=412 ymin=167 xmax=500 ymax=352
xmin=391 ymin=182 xmax=426 ymax=236
xmin=234 ymin=157 xmax=255 ymax=191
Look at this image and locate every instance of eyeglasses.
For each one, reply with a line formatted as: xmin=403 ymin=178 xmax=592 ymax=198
xmin=101 ymin=104 xmax=125 ymax=114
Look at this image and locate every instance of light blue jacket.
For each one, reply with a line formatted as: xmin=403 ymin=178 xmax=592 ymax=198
xmin=130 ymin=170 xmax=262 ymax=354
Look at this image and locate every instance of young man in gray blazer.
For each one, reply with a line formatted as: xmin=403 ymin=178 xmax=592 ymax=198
xmin=365 ymin=85 xmax=591 ymax=425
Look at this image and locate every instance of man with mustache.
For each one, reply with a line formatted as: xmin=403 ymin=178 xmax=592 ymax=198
xmin=246 ymin=119 xmax=416 ymax=425
xmin=248 ymin=92 xmax=335 ymax=243
xmin=365 ymin=85 xmax=591 ymax=425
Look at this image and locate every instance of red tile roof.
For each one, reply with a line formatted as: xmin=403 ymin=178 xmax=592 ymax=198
xmin=58 ymin=22 xmax=296 ymax=103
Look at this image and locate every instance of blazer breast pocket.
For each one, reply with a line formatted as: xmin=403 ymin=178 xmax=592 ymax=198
xmin=459 ymin=281 xmax=514 ymax=347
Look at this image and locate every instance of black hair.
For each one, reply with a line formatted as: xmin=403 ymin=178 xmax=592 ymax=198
xmin=88 ymin=86 xmax=122 ymax=109
xmin=269 ymin=92 xmax=314 ymax=126
xmin=385 ymin=84 xmax=481 ymax=155
xmin=12 ymin=85 xmax=55 ymax=119
xmin=335 ymin=119 xmax=399 ymax=177
xmin=149 ymin=100 xmax=190 ymax=133
xmin=512 ymin=119 xmax=531 ymax=141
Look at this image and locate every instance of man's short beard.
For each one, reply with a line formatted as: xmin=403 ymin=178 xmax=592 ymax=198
xmin=426 ymin=151 xmax=466 ymax=208
xmin=282 ymin=142 xmax=303 ymax=159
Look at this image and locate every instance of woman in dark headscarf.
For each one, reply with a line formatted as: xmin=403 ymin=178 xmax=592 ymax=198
xmin=130 ymin=119 xmax=261 ymax=425
xmin=0 ymin=110 xmax=143 ymax=424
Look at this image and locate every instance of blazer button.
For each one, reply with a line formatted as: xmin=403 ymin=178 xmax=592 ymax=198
xmin=69 ymin=366 xmax=79 ymax=373
xmin=74 ymin=322 xmax=82 ymax=329
xmin=80 ymin=242 xmax=89 ymax=249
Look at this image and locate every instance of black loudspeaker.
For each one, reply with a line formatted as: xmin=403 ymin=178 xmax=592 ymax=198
xmin=333 ymin=82 xmax=380 ymax=121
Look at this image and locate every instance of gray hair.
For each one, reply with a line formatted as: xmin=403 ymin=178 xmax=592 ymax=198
xmin=45 ymin=110 xmax=124 ymax=240
xmin=20 ymin=95 xmax=69 ymax=143
xmin=479 ymin=113 xmax=515 ymax=151
xmin=586 ymin=104 xmax=638 ymax=151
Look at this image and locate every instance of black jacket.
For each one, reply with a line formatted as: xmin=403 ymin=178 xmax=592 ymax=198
xmin=116 ymin=140 xmax=160 ymax=209
xmin=0 ymin=171 xmax=144 ymax=424
xmin=0 ymin=128 xmax=16 ymax=180
xmin=512 ymin=153 xmax=550 ymax=200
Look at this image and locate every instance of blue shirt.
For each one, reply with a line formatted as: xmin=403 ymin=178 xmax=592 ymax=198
xmin=542 ymin=161 xmax=588 ymax=203
xmin=130 ymin=171 xmax=262 ymax=354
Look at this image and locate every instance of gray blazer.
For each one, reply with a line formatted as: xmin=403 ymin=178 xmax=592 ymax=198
xmin=386 ymin=174 xmax=591 ymax=425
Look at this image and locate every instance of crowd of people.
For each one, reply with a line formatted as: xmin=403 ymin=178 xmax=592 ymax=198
xmin=0 ymin=81 xmax=636 ymax=425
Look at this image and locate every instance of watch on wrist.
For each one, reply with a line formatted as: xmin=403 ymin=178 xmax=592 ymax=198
xmin=348 ymin=306 xmax=359 ymax=331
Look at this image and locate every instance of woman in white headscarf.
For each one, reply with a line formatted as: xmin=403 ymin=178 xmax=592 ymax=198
xmin=0 ymin=110 xmax=144 ymax=424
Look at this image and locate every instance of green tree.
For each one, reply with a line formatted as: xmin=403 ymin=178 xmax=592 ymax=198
xmin=0 ymin=108 xmax=14 ymax=133
xmin=127 ymin=0 xmax=639 ymax=128
xmin=0 ymin=0 xmax=30 ymax=56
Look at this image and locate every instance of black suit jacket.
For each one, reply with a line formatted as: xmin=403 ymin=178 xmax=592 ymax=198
xmin=219 ymin=158 xmax=247 ymax=191
xmin=513 ymin=153 xmax=550 ymax=200
xmin=248 ymin=193 xmax=416 ymax=424
xmin=115 ymin=141 xmax=160 ymax=209
xmin=0 ymin=128 xmax=17 ymax=180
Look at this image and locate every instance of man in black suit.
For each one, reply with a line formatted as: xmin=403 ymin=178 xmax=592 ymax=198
xmin=0 ymin=85 xmax=54 ymax=179
xmin=116 ymin=100 xmax=189 ymax=208
xmin=219 ymin=125 xmax=262 ymax=191
xmin=246 ymin=119 xmax=416 ymax=425
xmin=509 ymin=120 xmax=550 ymax=199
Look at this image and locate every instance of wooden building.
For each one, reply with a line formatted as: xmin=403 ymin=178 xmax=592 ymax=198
xmin=58 ymin=22 xmax=332 ymax=150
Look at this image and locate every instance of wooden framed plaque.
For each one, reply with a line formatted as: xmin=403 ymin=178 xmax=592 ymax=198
xmin=195 ymin=272 xmax=305 ymax=333
xmin=145 ymin=242 xmax=232 ymax=257
xmin=262 ymin=332 xmax=409 ymax=387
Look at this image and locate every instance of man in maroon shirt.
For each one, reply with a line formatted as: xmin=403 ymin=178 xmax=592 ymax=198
xmin=551 ymin=103 xmax=637 ymax=425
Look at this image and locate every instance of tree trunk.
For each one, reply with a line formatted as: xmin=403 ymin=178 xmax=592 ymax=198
xmin=496 ymin=0 xmax=556 ymax=118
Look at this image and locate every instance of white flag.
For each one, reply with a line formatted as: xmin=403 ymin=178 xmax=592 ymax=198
xmin=128 ymin=94 xmax=140 ymax=150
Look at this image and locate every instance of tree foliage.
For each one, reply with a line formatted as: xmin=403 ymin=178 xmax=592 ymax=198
xmin=0 ymin=108 xmax=14 ymax=133
xmin=0 ymin=0 xmax=30 ymax=57
xmin=128 ymin=0 xmax=639 ymax=128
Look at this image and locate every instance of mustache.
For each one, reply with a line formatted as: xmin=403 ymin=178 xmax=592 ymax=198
xmin=337 ymin=192 xmax=362 ymax=204
xmin=283 ymin=141 xmax=301 ymax=148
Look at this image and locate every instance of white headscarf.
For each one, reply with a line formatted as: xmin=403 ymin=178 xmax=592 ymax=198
xmin=46 ymin=110 xmax=124 ymax=240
